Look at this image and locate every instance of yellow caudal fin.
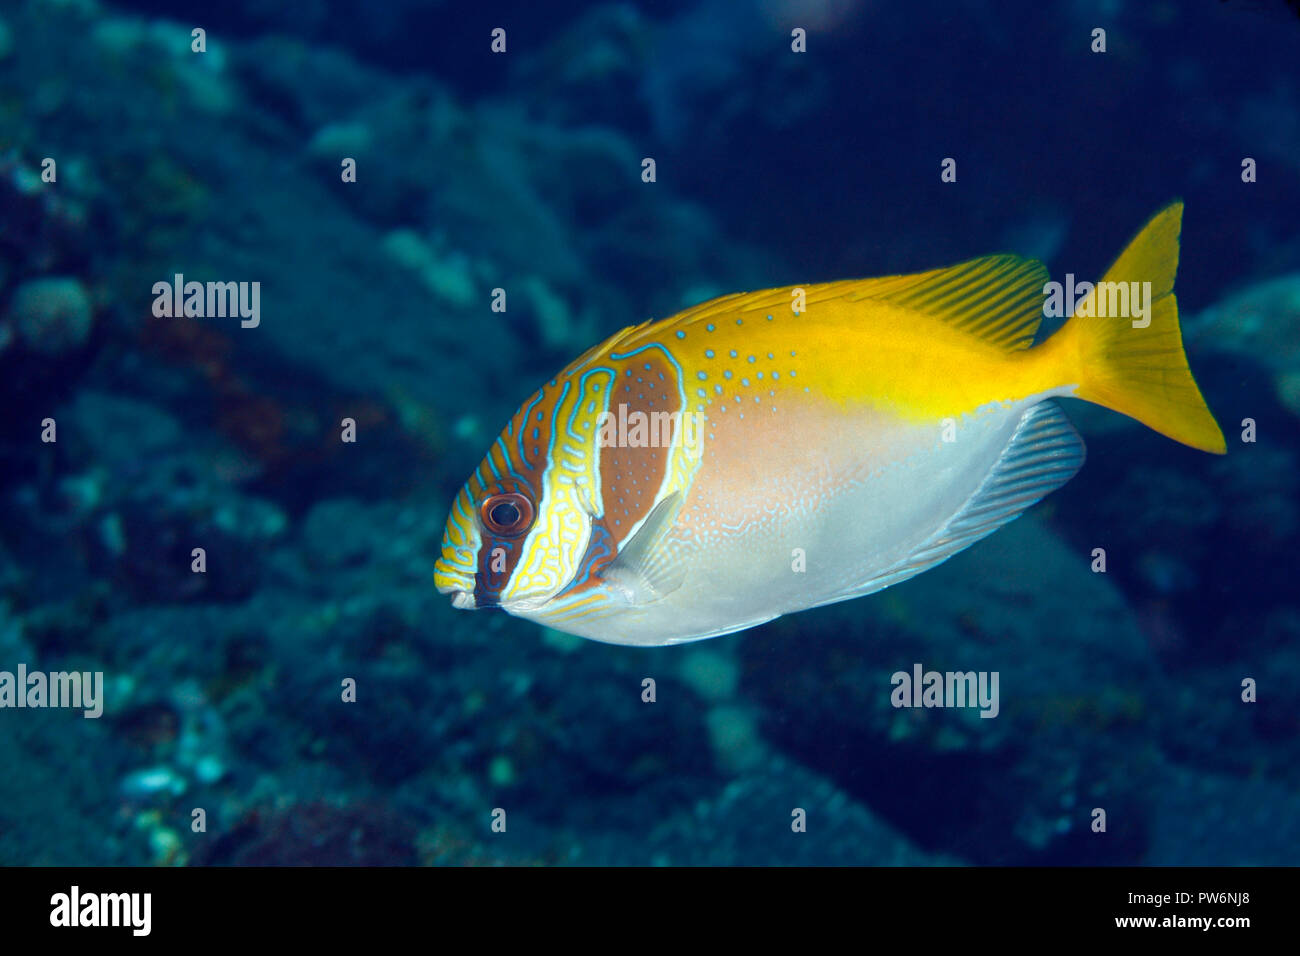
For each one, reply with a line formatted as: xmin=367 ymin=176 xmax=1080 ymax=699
xmin=1050 ymin=201 xmax=1226 ymax=454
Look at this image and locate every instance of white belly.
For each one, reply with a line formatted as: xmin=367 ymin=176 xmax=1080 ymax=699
xmin=553 ymin=396 xmax=1051 ymax=646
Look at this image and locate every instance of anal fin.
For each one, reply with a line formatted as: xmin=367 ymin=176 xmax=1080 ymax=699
xmin=838 ymin=401 xmax=1086 ymax=601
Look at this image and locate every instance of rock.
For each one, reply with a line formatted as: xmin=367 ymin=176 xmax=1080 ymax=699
xmin=300 ymin=498 xmax=380 ymax=571
xmin=740 ymin=515 xmax=1160 ymax=863
xmin=197 ymin=800 xmax=421 ymax=866
xmin=1147 ymin=761 xmax=1300 ymax=865
xmin=381 ymin=229 xmax=477 ymax=309
xmin=1189 ymin=272 xmax=1300 ymax=415
xmin=6 ymin=276 xmax=93 ymax=355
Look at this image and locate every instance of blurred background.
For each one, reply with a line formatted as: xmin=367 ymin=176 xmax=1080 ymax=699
xmin=1 ymin=0 xmax=1298 ymax=865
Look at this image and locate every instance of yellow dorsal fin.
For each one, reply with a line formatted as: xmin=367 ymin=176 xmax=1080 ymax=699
xmin=846 ymin=254 xmax=1050 ymax=351
xmin=654 ymin=255 xmax=1049 ymax=353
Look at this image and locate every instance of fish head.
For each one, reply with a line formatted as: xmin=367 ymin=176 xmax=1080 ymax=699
xmin=433 ymin=379 xmax=605 ymax=617
xmin=436 ymin=326 xmax=703 ymax=635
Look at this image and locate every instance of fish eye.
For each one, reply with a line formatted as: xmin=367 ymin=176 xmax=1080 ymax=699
xmin=479 ymin=493 xmax=535 ymax=538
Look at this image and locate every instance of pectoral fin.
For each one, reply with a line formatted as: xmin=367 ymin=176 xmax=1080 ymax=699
xmin=599 ymin=490 xmax=686 ymax=605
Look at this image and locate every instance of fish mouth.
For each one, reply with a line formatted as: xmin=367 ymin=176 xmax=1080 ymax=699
xmin=434 ymin=562 xmax=476 ymax=610
xmin=435 ymin=563 xmax=554 ymax=613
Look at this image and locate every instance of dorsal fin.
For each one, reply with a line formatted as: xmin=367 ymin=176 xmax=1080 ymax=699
xmin=652 ymin=254 xmax=1050 ymax=353
xmin=844 ymin=254 xmax=1049 ymax=351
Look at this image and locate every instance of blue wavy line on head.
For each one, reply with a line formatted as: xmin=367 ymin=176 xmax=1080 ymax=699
xmin=516 ymin=388 xmax=545 ymax=469
xmin=571 ymin=366 xmax=615 ymax=444
xmin=546 ymin=379 xmax=572 ymax=476
xmin=608 ymin=342 xmax=687 ymax=436
xmin=496 ymin=435 xmax=530 ymax=489
xmin=554 ymin=519 xmax=615 ymax=599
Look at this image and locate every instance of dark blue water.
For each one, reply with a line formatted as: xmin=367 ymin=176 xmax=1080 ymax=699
xmin=0 ymin=0 xmax=1297 ymax=865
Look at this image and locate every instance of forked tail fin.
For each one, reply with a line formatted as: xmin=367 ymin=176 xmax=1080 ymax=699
xmin=1048 ymin=201 xmax=1225 ymax=454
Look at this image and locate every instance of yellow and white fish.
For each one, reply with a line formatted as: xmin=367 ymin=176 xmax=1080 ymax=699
xmin=435 ymin=202 xmax=1225 ymax=646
